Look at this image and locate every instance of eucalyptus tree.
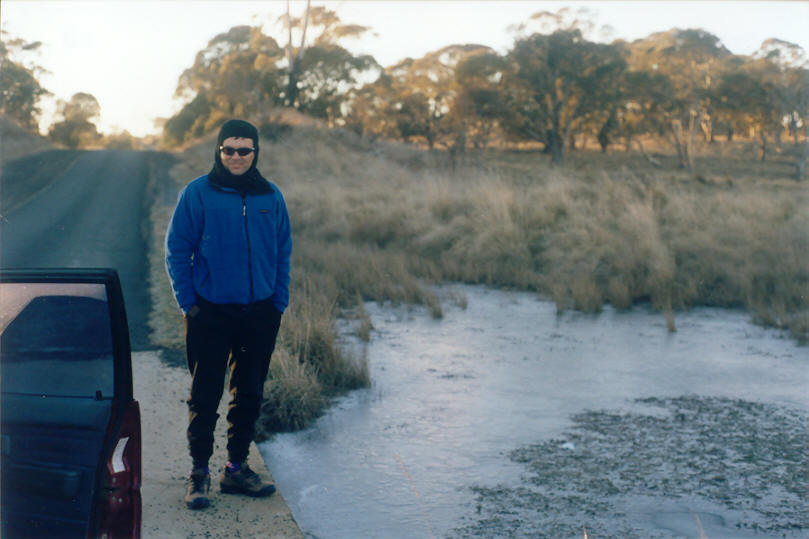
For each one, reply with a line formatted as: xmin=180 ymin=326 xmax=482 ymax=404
xmin=294 ymin=43 xmax=377 ymax=124
xmin=342 ymin=72 xmax=398 ymax=139
xmin=453 ymin=50 xmax=510 ymax=149
xmin=0 ymin=34 xmax=50 ymax=133
xmin=47 ymin=92 xmax=101 ymax=148
xmin=714 ymin=62 xmax=781 ymax=161
xmin=279 ymin=3 xmax=376 ymax=113
xmin=626 ymin=29 xmax=732 ymax=171
xmin=503 ymin=29 xmax=626 ymax=164
xmin=753 ymin=39 xmax=809 ymax=178
xmin=424 ymin=44 xmax=501 ymax=160
xmin=165 ymin=25 xmax=285 ymax=143
xmin=352 ymin=44 xmax=494 ymax=154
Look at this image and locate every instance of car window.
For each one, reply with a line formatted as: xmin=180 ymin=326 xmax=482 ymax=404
xmin=0 ymin=282 xmax=114 ymax=398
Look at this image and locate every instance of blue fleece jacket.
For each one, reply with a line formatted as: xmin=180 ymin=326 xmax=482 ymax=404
xmin=165 ymin=174 xmax=292 ymax=314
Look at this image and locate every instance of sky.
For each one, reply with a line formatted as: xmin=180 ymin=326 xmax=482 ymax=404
xmin=2 ymin=1 xmax=809 ymax=137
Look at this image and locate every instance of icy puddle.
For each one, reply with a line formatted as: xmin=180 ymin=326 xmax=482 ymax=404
xmin=260 ymin=285 xmax=808 ymax=538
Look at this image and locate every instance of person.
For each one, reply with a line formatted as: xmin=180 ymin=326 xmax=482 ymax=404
xmin=165 ymin=119 xmax=292 ymax=510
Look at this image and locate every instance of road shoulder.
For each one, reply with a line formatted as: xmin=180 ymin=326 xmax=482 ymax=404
xmin=133 ymin=351 xmax=303 ymax=538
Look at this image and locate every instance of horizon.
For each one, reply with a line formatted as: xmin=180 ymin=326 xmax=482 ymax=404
xmin=2 ymin=0 xmax=808 ymax=138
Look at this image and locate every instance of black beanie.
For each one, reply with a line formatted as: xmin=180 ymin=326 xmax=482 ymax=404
xmin=216 ymin=119 xmax=259 ymax=148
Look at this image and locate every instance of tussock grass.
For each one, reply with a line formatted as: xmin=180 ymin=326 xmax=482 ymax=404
xmin=268 ymin=126 xmax=806 ymax=341
xmin=256 ymin=348 xmax=325 ymax=436
xmin=148 ymin=117 xmax=807 ymax=437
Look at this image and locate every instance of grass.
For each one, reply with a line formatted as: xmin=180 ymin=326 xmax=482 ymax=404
xmin=0 ymin=116 xmax=54 ymax=166
xmin=271 ymin=127 xmax=806 ymax=339
xmin=147 ymin=115 xmax=808 ymax=437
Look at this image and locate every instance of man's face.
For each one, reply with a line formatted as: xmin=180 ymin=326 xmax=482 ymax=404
xmin=219 ymin=136 xmax=255 ymax=176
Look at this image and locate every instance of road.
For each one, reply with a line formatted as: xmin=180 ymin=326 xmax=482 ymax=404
xmin=1 ymin=150 xmax=169 ymax=350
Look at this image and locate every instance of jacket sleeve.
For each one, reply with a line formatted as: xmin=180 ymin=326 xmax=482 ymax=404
xmin=165 ymin=185 xmax=202 ymax=313
xmin=271 ymin=192 xmax=292 ymax=312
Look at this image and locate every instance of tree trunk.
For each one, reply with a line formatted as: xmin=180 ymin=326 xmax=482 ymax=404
xmin=285 ymin=62 xmax=300 ymax=108
xmin=597 ymin=122 xmax=610 ymax=153
xmin=597 ymin=109 xmax=617 ymax=153
xmin=686 ymin=110 xmax=697 ymax=172
xmin=795 ymin=138 xmax=809 ymax=182
xmin=285 ymin=0 xmax=310 ymax=108
xmin=759 ymin=129 xmax=768 ymax=162
xmin=700 ymin=117 xmax=712 ymax=143
xmin=671 ymin=119 xmax=689 ymax=171
xmin=636 ymin=139 xmax=662 ymax=167
xmin=800 ymin=124 xmax=809 ymax=181
xmin=549 ymin=131 xmax=563 ymax=165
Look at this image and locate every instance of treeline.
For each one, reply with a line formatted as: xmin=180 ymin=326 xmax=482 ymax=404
xmin=161 ymin=7 xmax=809 ymax=172
xmin=3 ymin=8 xmax=807 ymax=167
xmin=1 ymin=33 xmax=140 ymax=149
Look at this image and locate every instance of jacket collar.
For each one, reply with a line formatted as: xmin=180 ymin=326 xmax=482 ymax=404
xmin=207 ymin=167 xmax=273 ymax=196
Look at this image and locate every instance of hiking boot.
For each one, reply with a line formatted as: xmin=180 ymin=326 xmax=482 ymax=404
xmin=184 ymin=469 xmax=211 ymax=510
xmin=220 ymin=463 xmax=276 ymax=497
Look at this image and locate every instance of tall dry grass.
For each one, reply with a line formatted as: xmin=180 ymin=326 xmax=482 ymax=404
xmin=148 ymin=119 xmax=807 ymax=436
xmin=267 ymin=126 xmax=806 ymax=341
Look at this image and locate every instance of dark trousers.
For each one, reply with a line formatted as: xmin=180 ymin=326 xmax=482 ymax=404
xmin=185 ymin=297 xmax=282 ymax=469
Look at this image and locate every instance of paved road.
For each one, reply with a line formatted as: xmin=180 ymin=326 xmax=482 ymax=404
xmin=1 ymin=150 xmax=170 ymax=350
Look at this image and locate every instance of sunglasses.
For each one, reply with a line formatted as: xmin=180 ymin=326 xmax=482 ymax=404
xmin=219 ymin=146 xmax=255 ymax=157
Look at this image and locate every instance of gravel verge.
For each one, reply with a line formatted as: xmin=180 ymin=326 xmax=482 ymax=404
xmin=453 ymin=396 xmax=809 ymax=538
xmin=134 ymin=350 xmax=303 ymax=538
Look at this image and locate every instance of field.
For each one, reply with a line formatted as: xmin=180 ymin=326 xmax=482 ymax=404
xmin=146 ymin=116 xmax=808 ymax=435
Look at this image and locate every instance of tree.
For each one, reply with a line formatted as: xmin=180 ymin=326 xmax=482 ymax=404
xmin=0 ymin=34 xmax=50 ymax=132
xmin=163 ymin=6 xmax=376 ymax=143
xmin=163 ymin=92 xmax=213 ymax=145
xmin=168 ymin=25 xmax=285 ymax=142
xmin=350 ymin=44 xmax=494 ymax=157
xmin=103 ymin=130 xmax=138 ymax=150
xmin=626 ymin=29 xmax=732 ymax=171
xmin=714 ymin=64 xmax=780 ymax=161
xmin=503 ymin=29 xmax=626 ymax=164
xmin=279 ymin=3 xmax=376 ymax=112
xmin=295 ymin=43 xmax=377 ymax=125
xmin=454 ymin=50 xmax=510 ymax=149
xmin=47 ymin=92 xmax=101 ymax=148
xmin=616 ymin=69 xmax=676 ymax=156
xmin=752 ymin=39 xmax=809 ymax=178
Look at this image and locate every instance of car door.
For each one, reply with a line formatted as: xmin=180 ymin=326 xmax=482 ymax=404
xmin=1 ymin=268 xmax=141 ymax=538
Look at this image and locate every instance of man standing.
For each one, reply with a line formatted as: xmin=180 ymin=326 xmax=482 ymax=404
xmin=165 ymin=119 xmax=292 ymax=510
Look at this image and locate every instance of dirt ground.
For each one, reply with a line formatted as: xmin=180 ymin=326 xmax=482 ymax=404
xmin=133 ymin=351 xmax=303 ymax=538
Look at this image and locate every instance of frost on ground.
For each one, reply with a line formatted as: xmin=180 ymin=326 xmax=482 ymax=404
xmin=454 ymin=396 xmax=809 ymax=538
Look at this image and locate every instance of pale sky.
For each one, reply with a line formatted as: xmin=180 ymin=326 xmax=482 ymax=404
xmin=3 ymin=1 xmax=808 ymax=137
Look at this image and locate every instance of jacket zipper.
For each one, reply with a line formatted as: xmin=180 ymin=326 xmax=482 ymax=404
xmin=242 ymin=195 xmax=254 ymax=303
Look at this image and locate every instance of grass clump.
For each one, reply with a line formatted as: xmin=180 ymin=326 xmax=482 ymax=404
xmin=256 ymin=348 xmax=325 ymax=436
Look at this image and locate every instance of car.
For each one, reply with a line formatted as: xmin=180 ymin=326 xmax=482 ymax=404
xmin=1 ymin=268 xmax=141 ymax=538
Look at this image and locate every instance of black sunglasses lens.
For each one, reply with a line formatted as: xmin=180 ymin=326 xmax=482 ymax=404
xmin=220 ymin=147 xmax=254 ymax=156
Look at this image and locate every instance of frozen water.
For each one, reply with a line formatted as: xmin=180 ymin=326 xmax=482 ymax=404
xmin=260 ymin=285 xmax=808 ymax=538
